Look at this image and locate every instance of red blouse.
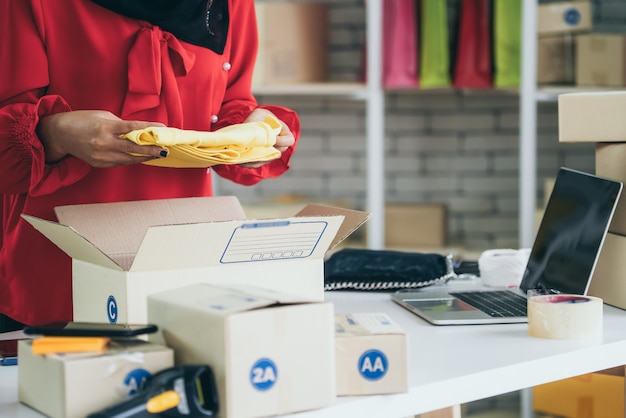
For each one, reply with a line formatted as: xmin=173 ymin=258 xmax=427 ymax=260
xmin=0 ymin=0 xmax=300 ymax=325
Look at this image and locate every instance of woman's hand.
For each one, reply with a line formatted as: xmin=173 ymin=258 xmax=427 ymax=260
xmin=37 ymin=110 xmax=168 ymax=167
xmin=239 ymin=108 xmax=295 ymax=168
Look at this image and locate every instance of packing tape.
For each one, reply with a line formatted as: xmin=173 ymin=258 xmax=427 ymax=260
xmin=478 ymin=248 xmax=531 ymax=288
xmin=527 ymin=294 xmax=603 ymax=340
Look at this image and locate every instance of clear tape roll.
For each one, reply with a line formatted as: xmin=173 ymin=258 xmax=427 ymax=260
xmin=527 ymin=294 xmax=603 ymax=340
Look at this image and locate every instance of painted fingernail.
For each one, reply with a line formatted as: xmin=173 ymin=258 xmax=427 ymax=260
xmin=159 ymin=150 xmax=168 ymax=158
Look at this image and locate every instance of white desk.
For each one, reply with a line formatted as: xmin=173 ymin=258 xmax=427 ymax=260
xmin=3 ymin=291 xmax=626 ymax=418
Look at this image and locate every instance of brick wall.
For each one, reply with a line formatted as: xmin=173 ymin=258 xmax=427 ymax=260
xmin=218 ymin=0 xmax=625 ymax=251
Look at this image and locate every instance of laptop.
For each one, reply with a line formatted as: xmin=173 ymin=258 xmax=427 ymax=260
xmin=392 ymin=167 xmax=623 ymax=325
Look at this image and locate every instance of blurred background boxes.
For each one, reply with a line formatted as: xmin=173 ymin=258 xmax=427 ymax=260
xmin=536 ymin=1 xmax=592 ymax=85
xmin=384 ymin=203 xmax=447 ymax=249
xmin=253 ymin=2 xmax=328 ymax=85
xmin=576 ymin=34 xmax=626 ymax=86
xmin=537 ymin=1 xmax=592 ymax=36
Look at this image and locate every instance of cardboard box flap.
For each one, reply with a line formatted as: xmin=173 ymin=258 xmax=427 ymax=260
xmin=53 ymin=196 xmax=246 ymax=265
xmin=217 ymin=284 xmax=318 ymax=304
xmin=131 ymin=215 xmax=345 ymax=271
xmin=296 ymin=204 xmax=369 ymax=250
xmin=21 ymin=215 xmax=122 ymax=271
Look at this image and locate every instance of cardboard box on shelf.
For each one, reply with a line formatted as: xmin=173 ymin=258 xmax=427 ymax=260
xmin=18 ymin=339 xmax=173 ymax=418
xmin=22 ymin=196 xmax=368 ymax=324
xmin=537 ymin=1 xmax=592 ymax=35
xmin=253 ymin=2 xmax=328 ymax=85
xmin=595 ymin=142 xmax=626 ymax=235
xmin=334 ymin=313 xmax=408 ymax=396
xmin=558 ymin=91 xmax=626 ymax=142
xmin=588 ymin=232 xmax=626 ymax=311
xmin=576 ymin=34 xmax=626 ymax=87
xmin=385 ymin=203 xmax=447 ymax=249
xmin=148 ymin=284 xmax=335 ymax=418
xmin=533 ymin=369 xmax=624 ymax=418
xmin=537 ymin=35 xmax=575 ymax=85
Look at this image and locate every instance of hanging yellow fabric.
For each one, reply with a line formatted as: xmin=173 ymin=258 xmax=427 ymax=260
xmin=420 ymin=0 xmax=451 ymax=88
xmin=122 ymin=115 xmax=282 ymax=168
xmin=493 ymin=0 xmax=522 ymax=88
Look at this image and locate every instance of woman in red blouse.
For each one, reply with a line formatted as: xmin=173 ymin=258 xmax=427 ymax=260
xmin=0 ymin=0 xmax=301 ymax=330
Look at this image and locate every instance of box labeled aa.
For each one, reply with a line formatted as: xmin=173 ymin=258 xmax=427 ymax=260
xmin=22 ymin=196 xmax=368 ymax=324
xmin=148 ymin=284 xmax=335 ymax=418
xmin=335 ymin=313 xmax=408 ymax=396
xmin=18 ymin=339 xmax=173 ymax=418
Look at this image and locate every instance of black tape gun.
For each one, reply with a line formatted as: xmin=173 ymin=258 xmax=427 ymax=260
xmin=88 ymin=365 xmax=219 ymax=418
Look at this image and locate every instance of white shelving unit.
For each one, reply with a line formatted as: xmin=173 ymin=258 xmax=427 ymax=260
xmin=251 ymin=0 xmax=386 ymax=250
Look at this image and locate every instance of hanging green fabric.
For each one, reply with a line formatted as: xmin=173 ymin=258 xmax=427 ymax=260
xmin=493 ymin=0 xmax=522 ymax=88
xmin=420 ymin=0 xmax=451 ymax=88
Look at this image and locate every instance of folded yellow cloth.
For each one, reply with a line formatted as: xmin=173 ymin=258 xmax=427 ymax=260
xmin=122 ymin=115 xmax=282 ymax=168
xmin=31 ymin=336 xmax=110 ymax=355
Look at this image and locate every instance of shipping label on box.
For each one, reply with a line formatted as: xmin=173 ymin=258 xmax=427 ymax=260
xmin=537 ymin=1 xmax=592 ymax=35
xmin=18 ymin=339 xmax=173 ymax=418
xmin=335 ymin=313 xmax=408 ymax=396
xmin=558 ymin=91 xmax=626 ymax=142
xmin=576 ymin=34 xmax=626 ymax=87
xmin=148 ymin=284 xmax=335 ymax=418
xmin=22 ymin=197 xmax=368 ymax=324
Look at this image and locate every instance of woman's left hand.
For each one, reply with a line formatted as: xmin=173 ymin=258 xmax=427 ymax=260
xmin=239 ymin=108 xmax=294 ymax=168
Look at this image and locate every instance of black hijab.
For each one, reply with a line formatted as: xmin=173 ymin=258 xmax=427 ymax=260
xmin=91 ymin=0 xmax=229 ymax=54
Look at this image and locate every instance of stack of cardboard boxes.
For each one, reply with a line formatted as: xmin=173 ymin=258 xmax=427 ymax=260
xmin=530 ymin=90 xmax=626 ymax=418
xmin=537 ymin=1 xmax=592 ymax=85
xmin=17 ymin=196 xmax=409 ymax=418
xmin=537 ymin=0 xmax=626 ymax=88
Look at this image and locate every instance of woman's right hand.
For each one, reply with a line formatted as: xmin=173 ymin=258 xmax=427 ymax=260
xmin=37 ymin=110 xmax=168 ymax=167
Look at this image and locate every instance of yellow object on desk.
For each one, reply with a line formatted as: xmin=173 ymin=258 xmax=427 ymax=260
xmin=31 ymin=336 xmax=110 ymax=355
xmin=122 ymin=115 xmax=282 ymax=168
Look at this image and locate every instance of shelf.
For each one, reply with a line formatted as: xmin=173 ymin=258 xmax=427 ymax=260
xmin=252 ymin=82 xmax=368 ymax=99
xmin=535 ymin=85 xmax=626 ymax=102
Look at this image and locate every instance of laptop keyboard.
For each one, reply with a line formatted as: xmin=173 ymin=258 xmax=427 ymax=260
xmin=449 ymin=291 xmax=528 ymax=317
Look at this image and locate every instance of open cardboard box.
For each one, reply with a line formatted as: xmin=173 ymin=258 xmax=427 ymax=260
xmin=22 ymin=196 xmax=368 ymax=324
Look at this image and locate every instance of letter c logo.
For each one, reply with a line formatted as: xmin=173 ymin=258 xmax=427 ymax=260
xmin=107 ymin=295 xmax=118 ymax=324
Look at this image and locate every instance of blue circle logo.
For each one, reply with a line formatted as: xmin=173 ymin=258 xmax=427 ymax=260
xmin=358 ymin=349 xmax=388 ymax=381
xmin=563 ymin=9 xmax=581 ymax=26
xmin=107 ymin=295 xmax=118 ymax=324
xmin=122 ymin=369 xmax=151 ymax=396
xmin=250 ymin=358 xmax=277 ymax=391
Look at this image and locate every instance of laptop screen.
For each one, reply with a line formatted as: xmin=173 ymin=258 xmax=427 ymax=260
xmin=520 ymin=167 xmax=622 ymax=295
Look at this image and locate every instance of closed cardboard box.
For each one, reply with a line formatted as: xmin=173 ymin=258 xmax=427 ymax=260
xmin=588 ymin=232 xmax=626 ymax=311
xmin=558 ymin=91 xmax=626 ymax=142
xmin=335 ymin=313 xmax=408 ymax=396
xmin=576 ymin=34 xmax=626 ymax=87
xmin=18 ymin=339 xmax=173 ymax=418
xmin=533 ymin=370 xmax=624 ymax=418
xmin=22 ymin=197 xmax=368 ymax=324
xmin=148 ymin=284 xmax=336 ymax=418
xmin=385 ymin=203 xmax=447 ymax=248
xmin=596 ymin=142 xmax=626 ymax=235
xmin=253 ymin=2 xmax=328 ymax=85
xmin=537 ymin=35 xmax=575 ymax=85
xmin=537 ymin=1 xmax=592 ymax=35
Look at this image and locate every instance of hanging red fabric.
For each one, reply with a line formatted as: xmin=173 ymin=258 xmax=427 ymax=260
xmin=453 ymin=0 xmax=492 ymax=88
xmin=382 ymin=0 xmax=419 ymax=88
